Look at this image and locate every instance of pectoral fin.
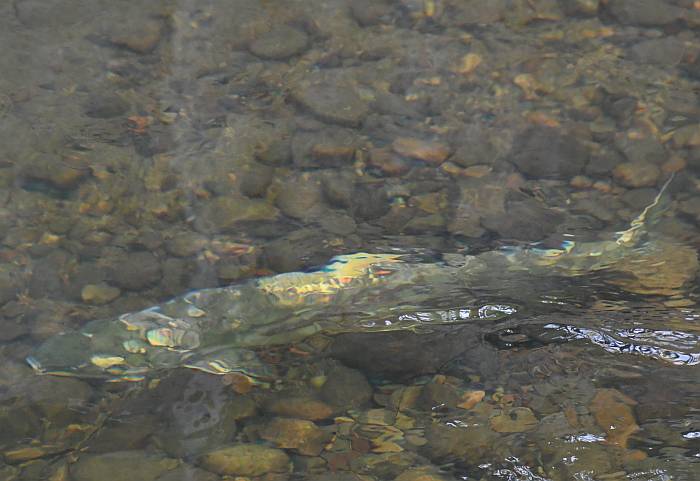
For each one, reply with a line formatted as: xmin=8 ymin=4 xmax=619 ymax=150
xmin=183 ymin=347 xmax=275 ymax=384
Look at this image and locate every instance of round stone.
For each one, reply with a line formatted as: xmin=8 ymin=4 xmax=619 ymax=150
xmin=250 ymin=26 xmax=309 ymax=60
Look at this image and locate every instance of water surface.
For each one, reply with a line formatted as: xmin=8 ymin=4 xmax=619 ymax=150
xmin=1 ymin=1 xmax=700 ymax=480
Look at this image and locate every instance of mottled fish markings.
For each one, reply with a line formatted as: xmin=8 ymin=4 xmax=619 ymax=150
xmin=257 ymin=253 xmax=402 ymax=306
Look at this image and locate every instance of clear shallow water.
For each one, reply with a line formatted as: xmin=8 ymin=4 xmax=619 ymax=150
xmin=1 ymin=0 xmax=700 ymax=480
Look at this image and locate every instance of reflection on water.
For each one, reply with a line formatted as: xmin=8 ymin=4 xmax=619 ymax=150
xmin=544 ymin=323 xmax=700 ymax=366
xmin=2 ymin=0 xmax=700 ymax=479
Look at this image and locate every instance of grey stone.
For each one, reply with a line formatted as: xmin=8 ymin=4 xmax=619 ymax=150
xmin=133 ymin=127 xmax=176 ymax=157
xmin=88 ymin=415 xmax=157 ymax=453
xmin=20 ymin=153 xmax=90 ymax=191
xmin=14 ymin=0 xmax=96 ymax=28
xmin=276 ymin=174 xmax=324 ymax=220
xmin=321 ymin=170 xmax=355 ymax=209
xmin=481 ymin=197 xmax=564 ymax=241
xmin=586 ymin=147 xmax=623 ymax=176
xmin=108 ymin=19 xmax=164 ymax=54
xmin=84 ymin=93 xmax=130 ymax=119
xmin=417 ymin=382 xmax=462 ymax=411
xmin=353 ymin=185 xmax=390 ymax=221
xmin=164 ymin=232 xmax=209 ymax=258
xmin=350 ymin=0 xmax=392 ymax=26
xmin=631 ymin=37 xmax=687 ymax=67
xmin=451 ymin=126 xmax=500 ymax=167
xmin=24 ymin=377 xmax=92 ymax=426
xmin=263 ymin=229 xmax=338 ymax=272
xmin=292 ymin=79 xmax=369 ymax=127
xmin=239 ymin=164 xmax=273 ymax=198
xmin=250 ymin=25 xmax=309 ymax=60
xmin=0 ymin=265 xmax=21 ymax=306
xmin=320 ymin=364 xmax=373 ymax=410
xmin=421 ymin=422 xmax=497 ymax=463
xmin=152 ymin=372 xmax=241 ymax=458
xmin=606 ymin=0 xmax=683 ymax=26
xmin=109 ymin=251 xmax=161 ymax=290
xmin=156 ymin=465 xmax=220 ymax=481
xmin=255 ymin=137 xmax=292 ymax=166
xmin=441 ymin=0 xmax=506 ymax=26
xmin=510 ymin=127 xmax=588 ymax=179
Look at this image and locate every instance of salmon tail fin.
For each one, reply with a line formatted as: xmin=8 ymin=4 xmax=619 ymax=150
xmin=615 ymin=172 xmax=675 ymax=247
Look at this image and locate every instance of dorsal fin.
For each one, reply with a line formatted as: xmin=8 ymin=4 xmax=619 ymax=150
xmin=615 ymin=172 xmax=675 ymax=247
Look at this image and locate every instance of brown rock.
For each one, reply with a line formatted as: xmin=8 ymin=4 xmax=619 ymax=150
xmin=589 ymin=388 xmax=638 ymax=448
xmin=260 ymin=418 xmax=330 ymax=456
xmin=395 ymin=467 xmax=450 ymax=481
xmin=392 ymin=138 xmax=450 ymax=165
xmin=489 ymin=407 xmax=538 ymax=433
xmin=672 ymin=124 xmax=700 ymax=148
xmin=292 ymin=128 xmax=361 ymax=168
xmin=612 ymin=161 xmax=660 ymax=187
xmin=110 ymin=20 xmax=163 ymax=53
xmin=265 ymin=396 xmax=334 ymax=421
xmin=368 ymin=148 xmax=411 ymax=176
xmin=457 ymin=390 xmax=485 ymax=410
xmin=199 ymin=444 xmax=290 ymax=477
xmin=608 ymin=240 xmax=698 ymax=296
xmin=71 ymin=451 xmax=178 ymax=481
xmin=80 ymin=283 xmax=121 ymax=305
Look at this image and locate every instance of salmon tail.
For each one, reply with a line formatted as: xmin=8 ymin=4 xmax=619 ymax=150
xmin=615 ymin=172 xmax=675 ymax=247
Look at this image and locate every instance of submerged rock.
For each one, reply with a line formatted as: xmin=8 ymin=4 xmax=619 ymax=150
xmin=26 ymin=376 xmax=92 ymax=424
xmin=195 ymin=196 xmax=278 ymax=233
xmin=607 ymin=241 xmax=698 ymax=296
xmin=108 ymin=19 xmax=163 ymax=54
xmin=480 ymin=196 xmax=564 ymax=241
xmin=109 ymin=251 xmax=161 ymax=290
xmin=70 ymin=451 xmax=179 ymax=481
xmin=265 ymin=396 xmax=334 ymax=421
xmin=0 ymin=265 xmax=22 ymax=306
xmin=275 ymin=173 xmax=324 ymax=220
xmin=20 ymin=154 xmax=90 ymax=192
xmin=84 ymin=93 xmax=130 ymax=119
xmin=589 ymin=388 xmax=639 ymax=448
xmin=249 ymin=25 xmax=309 ymax=60
xmin=155 ymin=465 xmax=219 ymax=481
xmin=320 ymin=364 xmax=373 ymax=411
xmin=292 ymin=128 xmax=361 ymax=168
xmin=606 ymin=0 xmax=683 ymax=26
xmin=292 ymin=78 xmax=370 ymax=127
xmin=417 ymin=381 xmax=461 ymax=411
xmin=612 ymin=161 xmax=660 ymax=188
xmin=154 ymin=372 xmax=243 ymax=457
xmin=489 ymin=407 xmax=538 ymax=433
xmin=510 ymin=127 xmax=588 ymax=179
xmin=422 ymin=422 xmax=498 ymax=463
xmin=199 ymin=444 xmax=290 ymax=477
xmin=395 ymin=467 xmax=450 ymax=481
xmin=88 ymin=415 xmax=157 ymax=453
xmin=260 ymin=417 xmax=330 ymax=456
xmin=81 ymin=283 xmax=121 ymax=305
xmin=392 ymin=137 xmax=450 ymax=165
